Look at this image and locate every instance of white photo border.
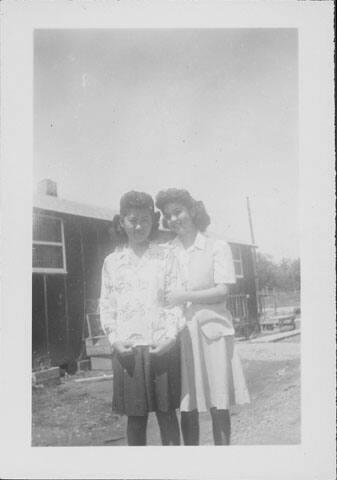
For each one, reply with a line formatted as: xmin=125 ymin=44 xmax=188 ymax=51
xmin=1 ymin=1 xmax=335 ymax=479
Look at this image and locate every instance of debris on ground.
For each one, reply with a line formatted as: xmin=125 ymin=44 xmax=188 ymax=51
xmin=32 ymin=338 xmax=300 ymax=446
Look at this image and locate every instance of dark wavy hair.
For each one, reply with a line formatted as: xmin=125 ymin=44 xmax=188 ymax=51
xmin=155 ymin=188 xmax=211 ymax=232
xmin=110 ymin=191 xmax=160 ymax=245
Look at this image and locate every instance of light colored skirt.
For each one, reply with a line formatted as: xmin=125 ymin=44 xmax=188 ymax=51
xmin=180 ymin=320 xmax=250 ymax=412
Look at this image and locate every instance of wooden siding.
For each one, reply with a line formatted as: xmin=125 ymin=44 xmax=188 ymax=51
xmin=32 ymin=209 xmax=114 ymax=366
xmin=229 ymin=243 xmax=258 ymax=325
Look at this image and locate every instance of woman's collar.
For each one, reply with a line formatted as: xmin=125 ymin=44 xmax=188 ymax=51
xmin=172 ymin=232 xmax=206 ymax=251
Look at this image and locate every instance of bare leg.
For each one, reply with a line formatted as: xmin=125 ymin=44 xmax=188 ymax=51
xmin=156 ymin=410 xmax=180 ymax=445
xmin=127 ymin=415 xmax=148 ymax=445
xmin=210 ymin=408 xmax=231 ymax=445
xmin=181 ymin=410 xmax=200 ymax=445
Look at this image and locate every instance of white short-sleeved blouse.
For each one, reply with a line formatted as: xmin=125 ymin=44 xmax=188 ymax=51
xmin=171 ymin=232 xmax=236 ymax=288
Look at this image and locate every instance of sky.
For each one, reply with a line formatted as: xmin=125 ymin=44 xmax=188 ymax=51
xmin=34 ymin=29 xmax=298 ymax=261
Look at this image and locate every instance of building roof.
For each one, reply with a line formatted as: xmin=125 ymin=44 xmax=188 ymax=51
xmin=33 ymin=193 xmax=117 ymax=221
xmin=206 ymin=230 xmax=257 ymax=248
xmin=224 ymin=238 xmax=257 ymax=247
xmin=33 ymin=194 xmax=256 ymax=247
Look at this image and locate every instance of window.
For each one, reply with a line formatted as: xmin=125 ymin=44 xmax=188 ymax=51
xmin=33 ymin=214 xmax=67 ymax=273
xmin=231 ymin=244 xmax=243 ymax=278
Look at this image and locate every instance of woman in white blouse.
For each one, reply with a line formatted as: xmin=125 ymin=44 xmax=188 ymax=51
xmin=100 ymin=191 xmax=185 ymax=445
xmin=156 ymin=189 xmax=250 ymax=445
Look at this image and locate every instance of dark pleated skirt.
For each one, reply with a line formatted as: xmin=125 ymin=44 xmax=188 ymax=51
xmin=112 ymin=341 xmax=181 ymax=417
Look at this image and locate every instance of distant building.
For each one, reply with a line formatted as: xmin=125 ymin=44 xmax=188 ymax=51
xmin=32 ymin=180 xmax=258 ymax=367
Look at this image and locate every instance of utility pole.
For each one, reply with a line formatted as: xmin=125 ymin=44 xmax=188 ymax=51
xmin=246 ymin=197 xmax=260 ymax=331
xmin=246 ymin=196 xmax=256 ymax=245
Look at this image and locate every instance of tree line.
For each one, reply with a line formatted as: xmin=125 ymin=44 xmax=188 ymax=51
xmin=256 ymin=252 xmax=300 ymax=292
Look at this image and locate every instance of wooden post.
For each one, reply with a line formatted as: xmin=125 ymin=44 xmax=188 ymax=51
xmin=63 ymin=275 xmax=70 ymax=355
xmin=43 ymin=274 xmax=50 ymax=356
xmin=79 ymin=223 xmax=87 ymax=315
xmin=246 ymin=196 xmax=256 ymax=245
xmin=246 ymin=197 xmax=260 ymax=332
xmin=78 ymin=222 xmax=88 ymax=359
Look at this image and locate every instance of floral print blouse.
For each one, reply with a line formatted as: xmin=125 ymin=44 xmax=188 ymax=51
xmin=99 ymin=242 xmax=185 ymax=346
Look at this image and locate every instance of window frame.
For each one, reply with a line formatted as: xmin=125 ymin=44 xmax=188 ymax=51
xmin=231 ymin=244 xmax=244 ymax=279
xmin=32 ymin=213 xmax=67 ymax=274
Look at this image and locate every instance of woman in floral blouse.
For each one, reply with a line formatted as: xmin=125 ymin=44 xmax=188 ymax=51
xmin=100 ymin=191 xmax=185 ymax=446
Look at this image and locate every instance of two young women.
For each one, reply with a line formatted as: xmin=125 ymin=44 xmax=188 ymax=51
xmin=99 ymin=189 xmax=249 ymax=446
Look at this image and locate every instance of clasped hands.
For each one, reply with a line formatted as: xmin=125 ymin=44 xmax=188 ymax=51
xmin=112 ymin=337 xmax=176 ymax=357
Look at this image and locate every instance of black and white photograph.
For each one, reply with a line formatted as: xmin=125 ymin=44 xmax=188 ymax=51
xmin=0 ymin=1 xmax=335 ymax=479
xmin=32 ymin=28 xmax=300 ymax=447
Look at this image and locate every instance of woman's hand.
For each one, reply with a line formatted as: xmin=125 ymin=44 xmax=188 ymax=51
xmin=165 ymin=288 xmax=188 ymax=306
xmin=112 ymin=341 xmax=133 ymax=356
xmin=150 ymin=337 xmax=176 ymax=356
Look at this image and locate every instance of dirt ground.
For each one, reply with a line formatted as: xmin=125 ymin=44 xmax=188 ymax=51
xmin=32 ymin=336 xmax=300 ymax=446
